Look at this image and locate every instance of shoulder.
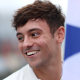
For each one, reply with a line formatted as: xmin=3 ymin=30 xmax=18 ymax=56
xmin=3 ymin=64 xmax=39 ymax=80
xmin=3 ymin=64 xmax=30 ymax=80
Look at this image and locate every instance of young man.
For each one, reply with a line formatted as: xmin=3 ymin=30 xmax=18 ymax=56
xmin=4 ymin=0 xmax=65 ymax=80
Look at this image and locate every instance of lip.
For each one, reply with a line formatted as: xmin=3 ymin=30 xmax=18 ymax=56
xmin=24 ymin=50 xmax=40 ymax=56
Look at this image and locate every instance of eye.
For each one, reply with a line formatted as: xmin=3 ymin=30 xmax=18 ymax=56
xmin=31 ymin=32 xmax=40 ymax=38
xmin=17 ymin=36 xmax=24 ymax=42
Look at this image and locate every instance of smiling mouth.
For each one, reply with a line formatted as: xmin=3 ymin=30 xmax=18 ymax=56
xmin=25 ymin=51 xmax=39 ymax=56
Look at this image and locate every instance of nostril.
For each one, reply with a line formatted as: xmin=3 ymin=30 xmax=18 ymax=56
xmin=23 ymin=41 xmax=33 ymax=51
xmin=26 ymin=46 xmax=32 ymax=50
xmin=23 ymin=46 xmax=32 ymax=53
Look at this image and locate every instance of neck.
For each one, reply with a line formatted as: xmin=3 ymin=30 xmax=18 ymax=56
xmin=33 ymin=60 xmax=62 ymax=80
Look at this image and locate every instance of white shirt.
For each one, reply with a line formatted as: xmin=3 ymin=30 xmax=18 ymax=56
xmin=4 ymin=64 xmax=62 ymax=80
xmin=3 ymin=64 xmax=40 ymax=80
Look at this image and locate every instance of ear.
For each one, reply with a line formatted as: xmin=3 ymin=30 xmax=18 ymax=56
xmin=55 ymin=26 xmax=65 ymax=44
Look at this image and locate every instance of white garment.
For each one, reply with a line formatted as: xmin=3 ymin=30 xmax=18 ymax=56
xmin=3 ymin=64 xmax=40 ymax=80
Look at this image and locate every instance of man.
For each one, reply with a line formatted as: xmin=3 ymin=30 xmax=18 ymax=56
xmin=4 ymin=0 xmax=65 ymax=80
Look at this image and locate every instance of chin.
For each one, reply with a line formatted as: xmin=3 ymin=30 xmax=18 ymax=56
xmin=29 ymin=61 xmax=43 ymax=69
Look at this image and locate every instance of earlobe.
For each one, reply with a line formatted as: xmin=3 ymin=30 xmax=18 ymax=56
xmin=56 ymin=26 xmax=65 ymax=43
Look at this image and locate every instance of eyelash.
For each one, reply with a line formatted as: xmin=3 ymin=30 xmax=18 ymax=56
xmin=17 ymin=32 xmax=40 ymax=42
xmin=31 ymin=32 xmax=40 ymax=37
xmin=17 ymin=37 xmax=24 ymax=42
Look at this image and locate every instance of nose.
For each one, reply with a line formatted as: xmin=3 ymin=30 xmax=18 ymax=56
xmin=23 ymin=36 xmax=33 ymax=50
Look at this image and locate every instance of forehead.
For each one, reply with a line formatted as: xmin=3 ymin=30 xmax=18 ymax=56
xmin=17 ymin=19 xmax=50 ymax=33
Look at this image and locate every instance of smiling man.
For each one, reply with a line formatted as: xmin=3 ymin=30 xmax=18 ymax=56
xmin=4 ymin=0 xmax=65 ymax=80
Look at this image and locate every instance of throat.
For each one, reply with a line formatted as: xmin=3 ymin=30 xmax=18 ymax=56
xmin=33 ymin=64 xmax=62 ymax=80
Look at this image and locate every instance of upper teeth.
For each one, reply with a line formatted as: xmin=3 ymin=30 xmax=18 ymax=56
xmin=27 ymin=51 xmax=37 ymax=56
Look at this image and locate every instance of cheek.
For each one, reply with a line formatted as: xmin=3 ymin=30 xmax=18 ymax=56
xmin=36 ymin=37 xmax=51 ymax=52
xmin=38 ymin=39 xmax=54 ymax=61
xmin=39 ymin=37 xmax=56 ymax=55
xmin=18 ymin=43 xmax=23 ymax=52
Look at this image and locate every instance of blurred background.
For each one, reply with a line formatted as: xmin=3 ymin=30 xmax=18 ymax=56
xmin=0 ymin=0 xmax=68 ymax=79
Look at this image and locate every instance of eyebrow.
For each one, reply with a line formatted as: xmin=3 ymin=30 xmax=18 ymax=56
xmin=16 ymin=28 xmax=42 ymax=36
xmin=16 ymin=33 xmax=22 ymax=36
xmin=28 ymin=28 xmax=42 ymax=33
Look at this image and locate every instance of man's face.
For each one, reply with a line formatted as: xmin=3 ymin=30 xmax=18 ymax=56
xmin=16 ymin=19 xmax=62 ymax=68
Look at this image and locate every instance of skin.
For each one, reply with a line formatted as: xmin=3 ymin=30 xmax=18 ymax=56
xmin=16 ymin=19 xmax=65 ymax=80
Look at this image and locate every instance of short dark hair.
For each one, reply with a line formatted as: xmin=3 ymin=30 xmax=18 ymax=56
xmin=13 ymin=0 xmax=65 ymax=34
